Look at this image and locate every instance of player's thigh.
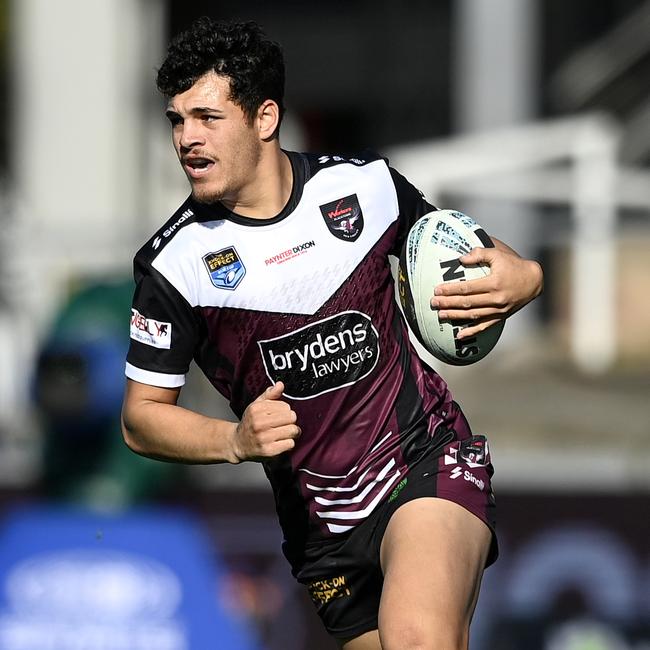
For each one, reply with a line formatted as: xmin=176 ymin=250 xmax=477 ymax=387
xmin=339 ymin=629 xmax=381 ymax=650
xmin=378 ymin=497 xmax=491 ymax=650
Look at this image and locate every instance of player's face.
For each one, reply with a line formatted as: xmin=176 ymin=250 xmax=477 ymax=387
xmin=166 ymin=71 xmax=262 ymax=205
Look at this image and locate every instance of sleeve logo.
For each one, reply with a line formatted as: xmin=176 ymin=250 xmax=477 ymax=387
xmin=202 ymin=246 xmax=246 ymax=290
xmin=130 ymin=309 xmax=172 ymax=349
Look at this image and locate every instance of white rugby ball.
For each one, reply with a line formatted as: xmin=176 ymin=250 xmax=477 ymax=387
xmin=397 ymin=210 xmax=504 ymax=365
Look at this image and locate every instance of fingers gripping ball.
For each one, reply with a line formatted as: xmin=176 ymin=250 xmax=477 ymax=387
xmin=397 ymin=210 xmax=504 ymax=365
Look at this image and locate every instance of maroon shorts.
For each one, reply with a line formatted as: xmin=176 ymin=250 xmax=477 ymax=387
xmin=295 ymin=413 xmax=497 ymax=640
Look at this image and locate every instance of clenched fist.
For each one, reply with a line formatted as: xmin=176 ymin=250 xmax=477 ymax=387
xmin=231 ymin=381 xmax=301 ymax=462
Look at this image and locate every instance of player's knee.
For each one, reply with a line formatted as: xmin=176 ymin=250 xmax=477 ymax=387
xmin=380 ymin=618 xmax=468 ymax=650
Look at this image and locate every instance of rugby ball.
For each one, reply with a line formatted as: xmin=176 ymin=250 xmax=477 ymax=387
xmin=397 ymin=210 xmax=504 ymax=365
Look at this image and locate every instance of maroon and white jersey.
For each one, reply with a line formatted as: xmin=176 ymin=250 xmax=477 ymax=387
xmin=126 ymin=151 xmax=456 ymax=561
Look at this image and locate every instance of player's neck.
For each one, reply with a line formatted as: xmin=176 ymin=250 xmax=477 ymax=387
xmin=221 ymin=145 xmax=292 ymax=219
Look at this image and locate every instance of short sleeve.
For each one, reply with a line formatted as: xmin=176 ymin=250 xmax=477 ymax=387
xmin=389 ymin=166 xmax=437 ymax=256
xmin=125 ymin=256 xmax=200 ymax=388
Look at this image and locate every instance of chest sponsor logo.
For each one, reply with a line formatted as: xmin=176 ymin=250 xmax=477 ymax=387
xmin=265 ymin=240 xmax=316 ymax=266
xmin=319 ymin=194 xmax=364 ymax=242
xmin=258 ymin=310 xmax=380 ymax=400
xmin=202 ymin=246 xmax=245 ymax=290
xmin=130 ymin=309 xmax=172 ymax=349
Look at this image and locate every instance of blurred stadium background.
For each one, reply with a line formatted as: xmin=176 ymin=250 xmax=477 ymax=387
xmin=0 ymin=1 xmax=648 ymax=648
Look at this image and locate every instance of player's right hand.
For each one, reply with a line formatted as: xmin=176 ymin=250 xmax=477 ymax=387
xmin=231 ymin=381 xmax=301 ymax=462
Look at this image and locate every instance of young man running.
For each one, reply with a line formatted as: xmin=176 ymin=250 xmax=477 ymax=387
xmin=122 ymin=17 xmax=543 ymax=649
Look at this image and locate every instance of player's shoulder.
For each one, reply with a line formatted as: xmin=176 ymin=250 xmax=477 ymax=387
xmin=134 ymin=196 xmax=198 ymax=265
xmin=301 ymin=149 xmax=388 ymax=178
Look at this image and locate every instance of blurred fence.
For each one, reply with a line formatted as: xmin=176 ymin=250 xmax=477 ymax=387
xmin=387 ymin=112 xmax=650 ymax=374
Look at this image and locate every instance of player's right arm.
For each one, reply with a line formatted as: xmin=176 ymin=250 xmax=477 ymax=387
xmin=124 ymin=244 xmax=299 ymax=464
xmin=121 ymin=379 xmax=301 ymax=464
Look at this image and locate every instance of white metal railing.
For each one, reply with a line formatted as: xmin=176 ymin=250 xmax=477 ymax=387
xmin=387 ymin=113 xmax=650 ymax=374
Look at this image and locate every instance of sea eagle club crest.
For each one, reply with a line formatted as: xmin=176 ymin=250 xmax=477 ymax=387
xmin=319 ymin=194 xmax=364 ymax=242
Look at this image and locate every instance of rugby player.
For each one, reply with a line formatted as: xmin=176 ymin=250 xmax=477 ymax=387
xmin=121 ymin=17 xmax=543 ymax=650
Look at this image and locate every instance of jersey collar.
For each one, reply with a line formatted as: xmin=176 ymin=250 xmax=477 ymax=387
xmin=189 ymin=150 xmax=307 ymax=227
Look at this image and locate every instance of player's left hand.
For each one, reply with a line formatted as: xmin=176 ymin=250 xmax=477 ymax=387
xmin=430 ymin=242 xmax=543 ymax=340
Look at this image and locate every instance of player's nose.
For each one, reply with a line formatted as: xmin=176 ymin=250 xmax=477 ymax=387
xmin=179 ymin=120 xmax=205 ymax=149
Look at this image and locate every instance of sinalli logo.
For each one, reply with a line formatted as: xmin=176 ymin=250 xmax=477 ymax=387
xmin=450 ymin=466 xmax=485 ymax=491
xmin=152 ymin=209 xmax=193 ymax=249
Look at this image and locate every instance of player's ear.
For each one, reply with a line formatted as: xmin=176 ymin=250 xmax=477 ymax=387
xmin=257 ymin=99 xmax=280 ymax=140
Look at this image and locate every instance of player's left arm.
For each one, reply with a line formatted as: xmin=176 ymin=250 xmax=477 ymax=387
xmin=431 ymin=237 xmax=544 ymax=339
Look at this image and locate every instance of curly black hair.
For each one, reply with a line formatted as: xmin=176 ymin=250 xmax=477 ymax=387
xmin=157 ymin=17 xmax=285 ymax=128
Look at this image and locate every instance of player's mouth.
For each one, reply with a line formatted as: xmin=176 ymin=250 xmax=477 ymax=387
xmin=183 ymin=156 xmax=215 ymax=179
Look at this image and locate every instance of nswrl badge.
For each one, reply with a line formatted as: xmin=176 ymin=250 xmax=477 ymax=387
xmin=202 ymin=247 xmax=246 ymax=290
